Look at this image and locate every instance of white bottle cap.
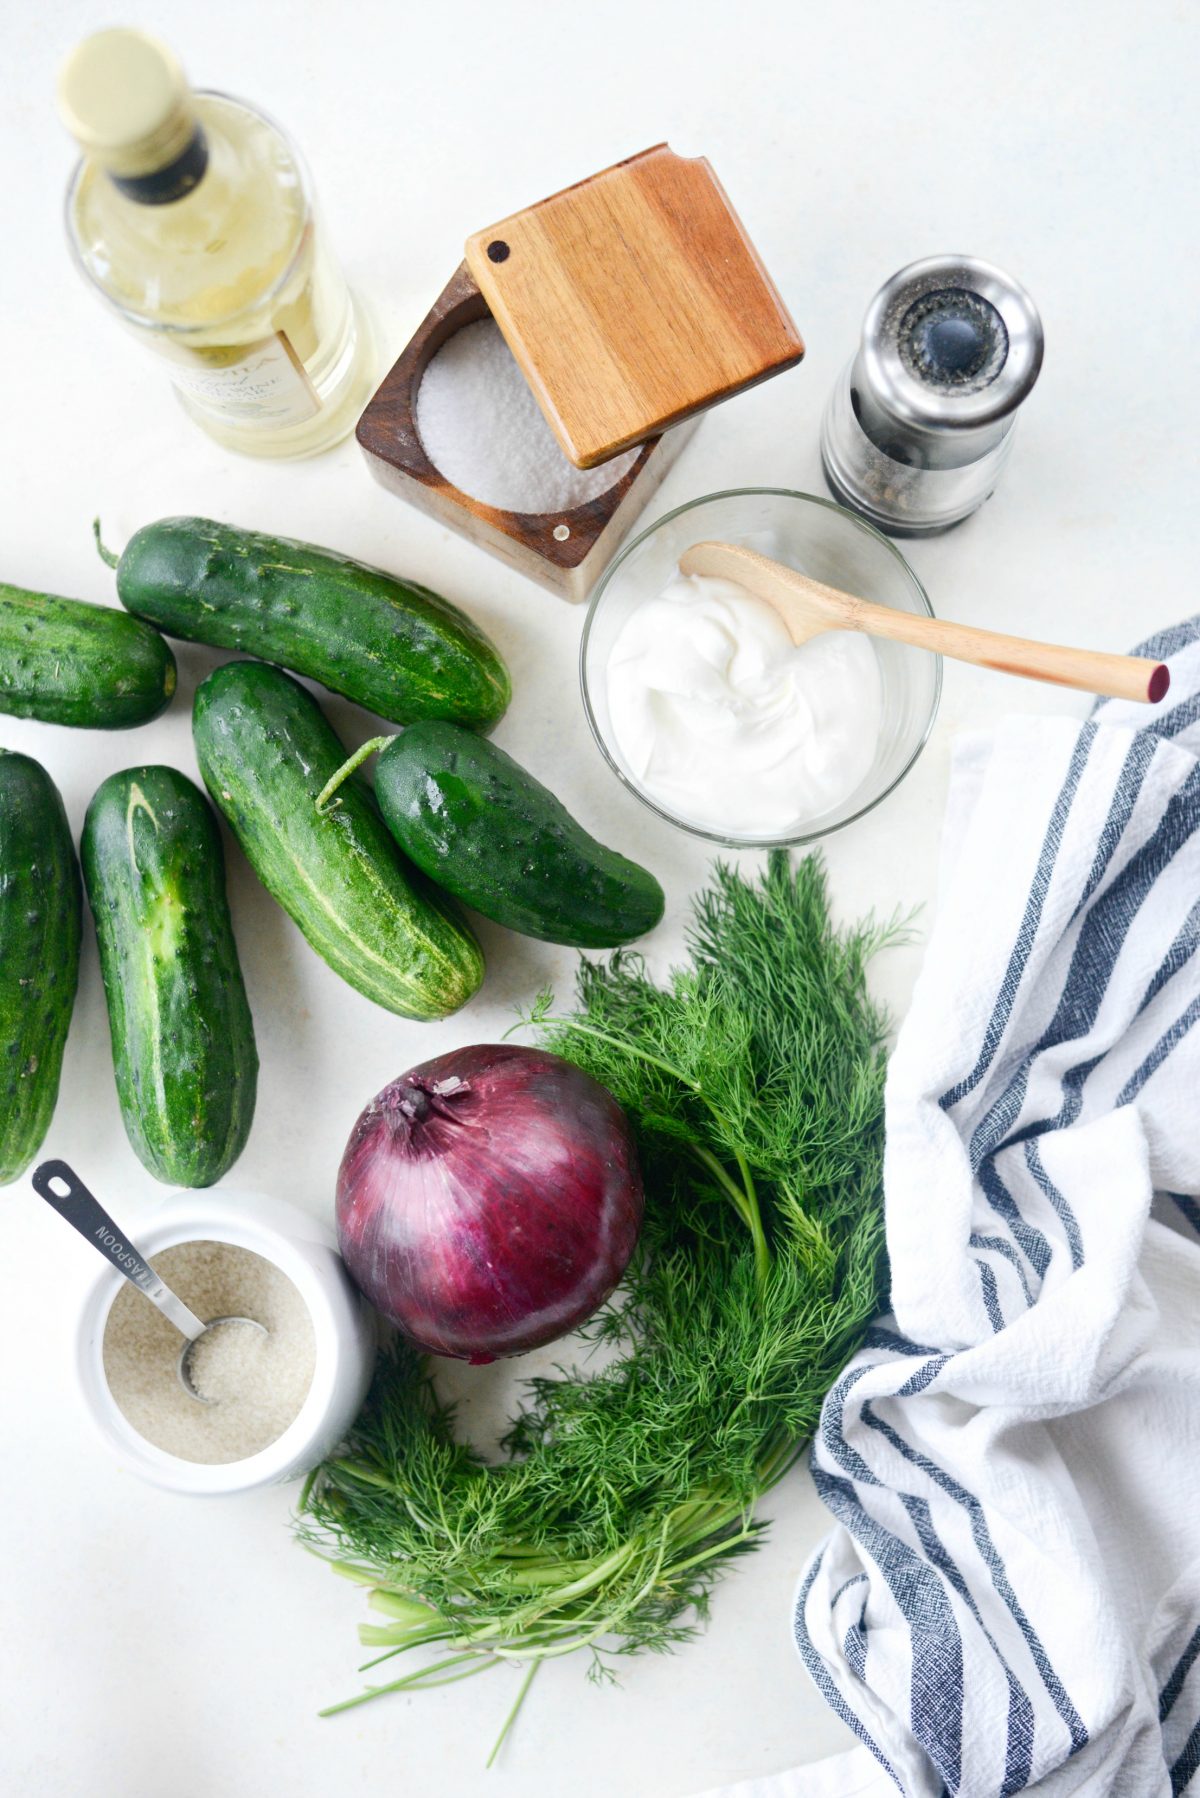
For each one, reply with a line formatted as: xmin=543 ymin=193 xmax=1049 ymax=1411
xmin=57 ymin=28 xmax=195 ymax=179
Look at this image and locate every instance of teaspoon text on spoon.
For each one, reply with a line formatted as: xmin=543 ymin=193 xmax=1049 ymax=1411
xmin=31 ymin=1159 xmax=265 ymax=1402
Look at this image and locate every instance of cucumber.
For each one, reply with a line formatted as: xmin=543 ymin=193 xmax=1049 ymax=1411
xmin=106 ymin=515 xmax=510 ymax=732
xmin=192 ymin=662 xmax=484 ymax=1020
xmin=335 ymin=720 xmax=665 ymax=949
xmin=81 ymin=766 xmax=258 ymax=1188
xmin=0 ymin=581 xmax=176 ymax=729
xmin=0 ymin=751 xmax=82 ymax=1184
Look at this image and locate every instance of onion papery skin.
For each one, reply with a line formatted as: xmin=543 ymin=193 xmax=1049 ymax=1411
xmin=335 ymin=1044 xmax=644 ymax=1362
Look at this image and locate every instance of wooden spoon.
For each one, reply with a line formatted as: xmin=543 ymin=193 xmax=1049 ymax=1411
xmin=677 ymin=541 xmax=1169 ymax=706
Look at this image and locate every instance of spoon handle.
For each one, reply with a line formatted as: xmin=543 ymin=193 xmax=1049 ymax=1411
xmin=830 ymin=597 xmax=1169 ymax=706
xmin=680 ymin=542 xmax=1169 ymax=705
xmin=31 ymin=1158 xmax=206 ymax=1341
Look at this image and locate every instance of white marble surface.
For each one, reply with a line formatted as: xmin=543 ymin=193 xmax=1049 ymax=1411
xmin=2 ymin=3 xmax=1196 ymax=1795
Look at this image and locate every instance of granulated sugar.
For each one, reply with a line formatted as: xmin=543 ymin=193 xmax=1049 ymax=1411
xmin=415 ymin=317 xmax=639 ymax=514
xmin=102 ymin=1240 xmax=316 ymax=1464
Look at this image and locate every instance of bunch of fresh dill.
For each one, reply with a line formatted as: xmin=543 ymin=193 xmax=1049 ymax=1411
xmin=298 ymin=852 xmax=900 ymax=1752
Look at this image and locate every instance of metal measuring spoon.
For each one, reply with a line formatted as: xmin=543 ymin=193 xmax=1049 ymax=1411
xmin=32 ymin=1159 xmax=265 ymax=1402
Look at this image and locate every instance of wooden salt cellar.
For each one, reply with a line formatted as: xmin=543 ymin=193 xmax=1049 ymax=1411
xmin=357 ymin=261 xmax=692 ymax=603
xmin=358 ymin=146 xmax=803 ymax=601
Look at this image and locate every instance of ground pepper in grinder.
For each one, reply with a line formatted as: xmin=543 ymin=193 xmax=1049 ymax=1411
xmin=821 ymin=254 xmax=1044 ymax=536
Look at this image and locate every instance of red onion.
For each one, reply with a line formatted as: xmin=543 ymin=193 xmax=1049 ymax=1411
xmin=335 ymin=1044 xmax=644 ymax=1362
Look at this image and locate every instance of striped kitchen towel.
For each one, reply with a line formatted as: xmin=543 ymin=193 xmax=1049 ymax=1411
xmin=706 ymin=622 xmax=1200 ymax=1798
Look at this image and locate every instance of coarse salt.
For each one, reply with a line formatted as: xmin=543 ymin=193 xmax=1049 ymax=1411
xmin=415 ymin=317 xmax=638 ymax=515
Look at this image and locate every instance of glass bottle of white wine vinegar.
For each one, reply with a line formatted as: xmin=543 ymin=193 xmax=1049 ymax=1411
xmin=59 ymin=29 xmax=374 ymax=458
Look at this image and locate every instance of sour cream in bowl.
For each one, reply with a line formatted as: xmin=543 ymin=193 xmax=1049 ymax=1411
xmin=580 ymin=489 xmax=940 ymax=849
xmin=605 ymin=571 xmax=883 ymax=839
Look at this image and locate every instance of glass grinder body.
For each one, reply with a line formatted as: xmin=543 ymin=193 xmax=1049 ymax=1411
xmin=821 ymin=255 xmax=1044 ymax=536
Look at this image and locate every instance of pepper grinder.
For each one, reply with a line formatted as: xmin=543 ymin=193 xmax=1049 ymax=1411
xmin=821 ymin=255 xmax=1044 ymax=536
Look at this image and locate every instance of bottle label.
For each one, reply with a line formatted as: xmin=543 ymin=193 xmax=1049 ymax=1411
xmin=160 ymin=331 xmax=321 ymax=427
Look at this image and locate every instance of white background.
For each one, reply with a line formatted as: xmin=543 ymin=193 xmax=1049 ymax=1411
xmin=2 ymin=4 xmax=1197 ymax=1795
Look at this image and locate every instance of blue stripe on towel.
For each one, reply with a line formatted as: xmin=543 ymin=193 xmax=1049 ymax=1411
xmin=897 ymin=1354 xmax=951 ymax=1397
xmin=1156 ymin=691 xmax=1200 ymax=742
xmin=966 ymin=759 xmax=1200 ymax=1180
xmin=813 ymin=1469 xmax=965 ymax=1792
xmin=940 ymin=725 xmax=1096 ymax=1111
xmin=859 ymin=1404 xmax=1089 ymax=1755
xmin=1169 ymin=1193 xmax=1200 ymax=1233
xmin=970 ymin=1234 xmax=1037 ymax=1305
xmin=982 ymin=938 xmax=1200 ymax=1169
xmin=969 ymin=1049 xmax=1099 ymax=1176
xmin=793 ymin=1548 xmax=905 ymax=1791
xmin=1161 ymin=1626 xmax=1200 ymax=1722
xmin=1023 ymin=1140 xmax=1085 ymax=1271
xmin=1045 ymin=761 xmax=1200 ymax=1040
xmin=1136 ymin=896 xmax=1200 ymax=1018
xmin=1004 ymin=876 xmax=1199 ymax=1153
xmin=844 ymin=1597 xmax=869 ymax=1680
xmin=900 ymin=1494 xmax=1035 ymax=1795
xmin=1129 ymin=617 xmax=1200 ymax=664
xmin=865 ymin=1326 xmax=946 ymax=1360
xmin=1116 ymin=991 xmax=1200 ymax=1106
xmin=1170 ymin=1716 xmax=1200 ymax=1794
xmin=832 ymin=1572 xmax=870 ymax=1607
xmin=822 ymin=1364 xmax=884 ymax=1488
xmin=984 ymin=1053 xmax=1101 ymax=1175
xmin=1073 ymin=732 xmax=1160 ymax=918
xmin=976 ymin=1260 xmax=1006 ymax=1332
xmin=978 ymin=1158 xmax=1052 ymax=1278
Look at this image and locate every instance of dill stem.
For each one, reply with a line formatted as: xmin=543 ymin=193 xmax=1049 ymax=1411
xmin=689 ymin=1144 xmax=771 ymax=1282
xmin=669 ymin=1489 xmax=743 ymax=1534
xmin=503 ymin=1561 xmax=591 ymax=1588
xmin=728 ymin=1138 xmax=769 ymax=1275
xmin=359 ymin=1644 xmax=416 ymax=1671
xmin=689 ymin=1143 xmax=750 ymax=1222
xmin=319 ymin=1651 xmax=498 ymax=1715
xmin=368 ymin=1589 xmax=439 ymax=1622
xmin=326 ymin=1556 xmax=385 ymax=1585
xmin=329 ymin=1457 xmax=393 ymax=1488
xmin=756 ymin=1430 xmax=804 ymax=1490
xmin=482 ymin=1621 xmax=618 ymax=1662
xmin=393 ymin=1659 xmax=498 ymax=1689
xmin=665 ymin=1498 xmax=751 ymax=1563
xmin=487 ymin=1661 xmax=541 ymax=1769
xmin=666 ymin=1523 xmax=758 ymax=1579
xmin=492 ymin=1543 xmax=568 ymax=1559
xmin=514 ymin=1541 xmax=634 ymax=1607
xmin=533 ymin=1014 xmax=704 ymax=1094
xmin=358 ymin=1622 xmax=449 ymax=1652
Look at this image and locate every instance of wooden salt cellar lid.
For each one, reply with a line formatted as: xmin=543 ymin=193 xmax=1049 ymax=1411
xmin=465 ymin=145 xmax=804 ymax=469
xmin=357 ymin=145 xmax=803 ymax=600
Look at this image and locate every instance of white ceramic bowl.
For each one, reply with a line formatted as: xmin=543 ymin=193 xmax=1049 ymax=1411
xmin=75 ymin=1187 xmax=375 ymax=1496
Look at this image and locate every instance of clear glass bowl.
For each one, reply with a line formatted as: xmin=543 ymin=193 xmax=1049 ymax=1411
xmin=580 ymin=488 xmax=942 ymax=848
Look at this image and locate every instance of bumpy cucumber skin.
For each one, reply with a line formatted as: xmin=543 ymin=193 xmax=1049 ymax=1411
xmin=373 ymin=720 xmax=666 ymax=949
xmin=192 ymin=662 xmax=484 ymax=1021
xmin=81 ymin=766 xmax=258 ymax=1188
xmin=0 ymin=751 xmax=81 ymax=1184
xmin=116 ymin=516 xmax=510 ymax=732
xmin=0 ymin=583 xmax=176 ymax=729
